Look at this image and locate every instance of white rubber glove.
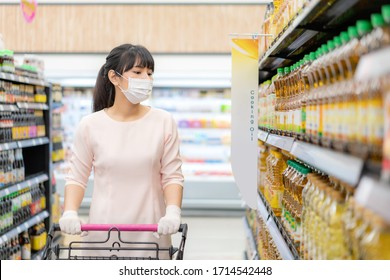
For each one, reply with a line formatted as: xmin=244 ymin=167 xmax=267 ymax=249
xmin=59 ymin=210 xmax=82 ymax=235
xmin=157 ymin=205 xmax=181 ymax=236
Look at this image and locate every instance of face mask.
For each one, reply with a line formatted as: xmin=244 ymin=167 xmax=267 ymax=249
xmin=116 ymin=71 xmax=153 ymax=104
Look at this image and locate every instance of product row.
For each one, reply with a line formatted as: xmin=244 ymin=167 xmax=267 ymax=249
xmin=0 ymin=111 xmax=46 ymax=143
xmin=246 ymin=209 xmax=282 ymax=260
xmin=0 ymin=50 xmax=43 ymax=80
xmin=0 ymin=149 xmax=25 ymax=187
xmin=0 ymin=80 xmax=47 ymax=104
xmin=258 ymin=6 xmax=390 ymax=159
xmin=0 ymin=183 xmax=46 ymax=235
xmin=260 ymin=0 xmax=307 ymax=56
xmin=257 ymin=140 xmax=390 ymax=259
xmin=0 ymin=222 xmax=47 ymax=260
xmin=52 ymin=133 xmax=65 ymax=163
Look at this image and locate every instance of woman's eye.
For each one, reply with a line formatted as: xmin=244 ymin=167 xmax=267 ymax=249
xmin=133 ymin=71 xmax=141 ymax=74
xmin=148 ymin=73 xmax=153 ymax=76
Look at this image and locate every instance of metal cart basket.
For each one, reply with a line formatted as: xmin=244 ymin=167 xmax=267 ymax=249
xmin=42 ymin=223 xmax=187 ymax=260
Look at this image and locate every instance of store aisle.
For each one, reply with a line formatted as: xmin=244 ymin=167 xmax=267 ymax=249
xmin=61 ymin=215 xmax=246 ymax=260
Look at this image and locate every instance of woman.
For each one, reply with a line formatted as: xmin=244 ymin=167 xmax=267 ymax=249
xmin=59 ymin=44 xmax=184 ymax=259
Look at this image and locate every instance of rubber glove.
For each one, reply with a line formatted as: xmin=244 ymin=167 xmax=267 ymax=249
xmin=157 ymin=205 xmax=181 ymax=236
xmin=59 ymin=210 xmax=82 ymax=235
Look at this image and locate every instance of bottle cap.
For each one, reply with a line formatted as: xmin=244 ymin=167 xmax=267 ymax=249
xmin=321 ymin=44 xmax=329 ymax=54
xmin=333 ymin=36 xmax=342 ymax=47
xmin=327 ymin=40 xmax=335 ymax=50
xmin=382 ymin=5 xmax=390 ymax=24
xmin=371 ymin=13 xmax=385 ymax=28
xmin=340 ymin=31 xmax=350 ymax=44
xmin=356 ymin=20 xmax=373 ymax=36
xmin=348 ymin=26 xmax=359 ymax=39
xmin=309 ymin=52 xmax=316 ymax=61
xmin=304 ymin=54 xmax=310 ymax=63
xmin=316 ymin=48 xmax=323 ymax=58
xmin=277 ymin=68 xmax=283 ymax=75
xmin=284 ymin=67 xmax=290 ymax=74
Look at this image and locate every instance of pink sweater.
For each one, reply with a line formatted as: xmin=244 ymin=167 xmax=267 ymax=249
xmin=65 ymin=108 xmax=184 ymax=259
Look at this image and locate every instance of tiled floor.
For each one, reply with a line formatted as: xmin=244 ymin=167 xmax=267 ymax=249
xmin=61 ymin=215 xmax=246 ymax=260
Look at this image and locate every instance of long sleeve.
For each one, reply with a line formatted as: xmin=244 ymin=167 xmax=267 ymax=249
xmin=65 ymin=118 xmax=93 ymax=189
xmin=161 ymin=115 xmax=184 ymax=189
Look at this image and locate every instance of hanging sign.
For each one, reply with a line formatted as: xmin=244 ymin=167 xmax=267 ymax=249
xmin=20 ymin=0 xmax=38 ymax=23
xmin=230 ymin=35 xmax=259 ymax=209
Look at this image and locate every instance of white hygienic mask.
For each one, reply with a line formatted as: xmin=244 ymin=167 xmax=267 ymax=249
xmin=116 ymin=71 xmax=153 ymax=104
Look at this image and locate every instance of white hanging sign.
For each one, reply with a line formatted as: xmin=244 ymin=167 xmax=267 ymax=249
xmin=230 ymin=35 xmax=259 ymax=209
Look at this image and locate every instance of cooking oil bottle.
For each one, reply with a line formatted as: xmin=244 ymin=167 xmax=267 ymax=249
xmin=258 ymin=140 xmax=268 ymax=195
xmin=325 ymin=190 xmax=349 ymax=259
xmin=267 ymin=149 xmax=287 ymax=216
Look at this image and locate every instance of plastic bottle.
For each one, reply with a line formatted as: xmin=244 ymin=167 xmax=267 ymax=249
xmin=267 ymin=150 xmax=287 ymax=216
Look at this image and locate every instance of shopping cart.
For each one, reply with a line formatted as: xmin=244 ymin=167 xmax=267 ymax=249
xmin=42 ymin=223 xmax=188 ymax=260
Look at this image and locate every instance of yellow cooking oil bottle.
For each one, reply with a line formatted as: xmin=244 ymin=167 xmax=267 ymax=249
xmin=266 ymin=149 xmax=287 ymax=216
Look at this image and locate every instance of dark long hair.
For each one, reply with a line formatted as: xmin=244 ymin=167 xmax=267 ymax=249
xmin=93 ymin=44 xmax=154 ymax=112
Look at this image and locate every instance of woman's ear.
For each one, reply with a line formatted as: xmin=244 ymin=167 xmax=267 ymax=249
xmin=108 ymin=70 xmax=119 ymax=86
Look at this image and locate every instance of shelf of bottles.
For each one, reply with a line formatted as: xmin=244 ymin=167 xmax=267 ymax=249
xmin=258 ymin=0 xmax=386 ymax=81
xmin=0 ymin=50 xmax=52 ymax=259
xmin=51 ymin=83 xmax=65 ymax=168
xmin=257 ymin=1 xmax=390 ymax=256
xmin=258 ymin=137 xmax=390 ymax=260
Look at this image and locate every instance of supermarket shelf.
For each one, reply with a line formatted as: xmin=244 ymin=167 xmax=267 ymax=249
xmin=290 ymin=140 xmax=364 ymax=187
xmin=0 ymin=137 xmax=49 ymax=151
xmin=0 ymin=71 xmax=49 ymax=87
xmin=258 ymin=129 xmax=269 ymax=142
xmin=17 ymin=102 xmax=49 ymax=110
xmin=243 ymin=217 xmax=259 ymax=260
xmin=0 ymin=104 xmax=19 ymax=112
xmin=0 ymin=173 xmax=49 ymax=197
xmin=257 ymin=192 xmax=298 ymax=260
xmin=259 ymin=131 xmax=365 ymax=187
xmin=258 ymin=0 xmax=384 ymax=82
xmin=265 ymin=134 xmax=295 ymax=152
xmin=0 ymin=211 xmax=49 ymax=245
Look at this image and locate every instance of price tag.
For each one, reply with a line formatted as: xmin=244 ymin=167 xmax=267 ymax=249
xmin=1 ymin=73 xmax=5 ymax=79
xmin=17 ymin=184 xmax=22 ymax=191
xmin=34 ymin=177 xmax=39 ymax=184
xmin=17 ymin=226 xmax=22 ymax=234
xmin=4 ymin=188 xmax=10 ymax=195
xmin=24 ymin=222 xmax=29 ymax=229
xmin=26 ymin=78 xmax=30 ymax=84
xmin=4 ymin=143 xmax=9 ymax=150
xmin=2 ymin=235 xmax=8 ymax=242
xmin=32 ymin=139 xmax=37 ymax=146
xmin=10 ymin=74 xmax=15 ymax=81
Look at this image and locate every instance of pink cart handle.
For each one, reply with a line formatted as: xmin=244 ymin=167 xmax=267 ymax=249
xmin=81 ymin=224 xmax=158 ymax=232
